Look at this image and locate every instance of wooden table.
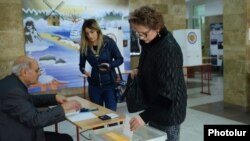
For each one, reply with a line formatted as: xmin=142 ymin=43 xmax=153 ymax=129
xmin=66 ymin=96 xmax=125 ymax=141
xmin=183 ymin=63 xmax=212 ymax=95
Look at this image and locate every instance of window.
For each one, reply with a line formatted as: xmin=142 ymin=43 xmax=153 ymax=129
xmin=188 ymin=4 xmax=205 ymax=46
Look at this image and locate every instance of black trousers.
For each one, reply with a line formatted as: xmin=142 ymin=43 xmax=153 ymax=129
xmin=44 ymin=131 xmax=73 ymax=141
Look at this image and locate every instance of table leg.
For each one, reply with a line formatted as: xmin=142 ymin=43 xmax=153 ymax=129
xmin=77 ymin=127 xmax=80 ymax=141
xmin=207 ymin=64 xmax=211 ymax=95
xmin=83 ymin=77 xmax=86 ymax=99
xmin=200 ymin=64 xmax=211 ymax=95
xmin=55 ymin=123 xmax=58 ymax=133
xmin=200 ymin=65 xmax=204 ymax=93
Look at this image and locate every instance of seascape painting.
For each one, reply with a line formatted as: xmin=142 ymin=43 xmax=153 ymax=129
xmin=21 ymin=0 xmax=130 ymax=93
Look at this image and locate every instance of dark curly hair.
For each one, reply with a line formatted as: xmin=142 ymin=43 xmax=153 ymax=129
xmin=129 ymin=6 xmax=164 ymax=30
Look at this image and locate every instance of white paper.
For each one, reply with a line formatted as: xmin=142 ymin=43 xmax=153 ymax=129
xmin=123 ymin=115 xmax=133 ymax=138
xmin=106 ymin=113 xmax=119 ymax=119
xmin=85 ymin=61 xmax=92 ymax=73
xmin=66 ymin=112 xmax=97 ymax=122
xmin=65 ymin=111 xmax=80 ymax=117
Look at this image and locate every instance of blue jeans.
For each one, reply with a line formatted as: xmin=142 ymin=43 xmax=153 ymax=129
xmin=149 ymin=122 xmax=180 ymax=141
xmin=88 ymin=85 xmax=117 ymax=111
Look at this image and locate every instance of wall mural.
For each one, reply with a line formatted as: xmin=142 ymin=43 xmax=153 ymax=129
xmin=21 ymin=0 xmax=130 ymax=93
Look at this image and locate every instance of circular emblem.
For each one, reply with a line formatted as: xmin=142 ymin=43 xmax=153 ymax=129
xmin=187 ymin=32 xmax=197 ymax=44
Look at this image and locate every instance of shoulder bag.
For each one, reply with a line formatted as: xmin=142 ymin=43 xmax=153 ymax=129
xmin=124 ymin=74 xmax=146 ymax=113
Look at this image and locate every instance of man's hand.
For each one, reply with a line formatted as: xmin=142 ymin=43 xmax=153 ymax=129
xmin=61 ymin=100 xmax=82 ymax=113
xmin=56 ymin=95 xmax=67 ymax=104
xmin=129 ymin=115 xmax=145 ymax=131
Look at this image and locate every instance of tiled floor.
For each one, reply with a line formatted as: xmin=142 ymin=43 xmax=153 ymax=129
xmin=44 ymin=72 xmax=249 ymax=141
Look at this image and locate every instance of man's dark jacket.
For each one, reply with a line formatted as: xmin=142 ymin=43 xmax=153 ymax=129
xmin=0 ymin=74 xmax=65 ymax=141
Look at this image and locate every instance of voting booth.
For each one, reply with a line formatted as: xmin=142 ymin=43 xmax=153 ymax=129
xmin=173 ymin=29 xmax=202 ymax=66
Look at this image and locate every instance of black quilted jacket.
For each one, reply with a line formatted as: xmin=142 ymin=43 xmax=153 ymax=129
xmin=138 ymin=27 xmax=187 ymax=126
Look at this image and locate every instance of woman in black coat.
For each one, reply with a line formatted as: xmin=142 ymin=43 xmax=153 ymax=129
xmin=128 ymin=6 xmax=187 ymax=141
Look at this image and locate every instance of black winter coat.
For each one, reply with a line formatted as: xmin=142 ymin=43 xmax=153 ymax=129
xmin=138 ymin=27 xmax=187 ymax=126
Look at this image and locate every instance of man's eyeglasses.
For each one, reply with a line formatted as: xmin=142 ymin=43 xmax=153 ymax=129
xmin=135 ymin=29 xmax=151 ymax=38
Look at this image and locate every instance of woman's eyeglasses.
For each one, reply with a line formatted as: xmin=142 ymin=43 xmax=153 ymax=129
xmin=35 ymin=68 xmax=41 ymax=73
xmin=135 ymin=29 xmax=151 ymax=38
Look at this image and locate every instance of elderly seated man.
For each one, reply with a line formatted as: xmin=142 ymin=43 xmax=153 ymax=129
xmin=0 ymin=55 xmax=82 ymax=141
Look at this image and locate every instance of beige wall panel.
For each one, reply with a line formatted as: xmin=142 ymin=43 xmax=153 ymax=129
xmin=0 ymin=0 xmax=21 ymax=4
xmin=223 ymin=31 xmax=246 ymax=47
xmin=0 ymin=3 xmax=23 ymax=31
xmin=224 ymin=0 xmax=246 ymax=15
xmin=0 ymin=31 xmax=24 ymax=60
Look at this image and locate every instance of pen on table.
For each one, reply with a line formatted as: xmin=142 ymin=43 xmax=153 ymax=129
xmin=80 ymin=108 xmax=98 ymax=112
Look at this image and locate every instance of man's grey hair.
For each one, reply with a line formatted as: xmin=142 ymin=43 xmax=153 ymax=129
xmin=11 ymin=61 xmax=31 ymax=76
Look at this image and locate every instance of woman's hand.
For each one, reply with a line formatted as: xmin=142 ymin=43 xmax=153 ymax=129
xmin=84 ymin=71 xmax=91 ymax=77
xmin=129 ymin=115 xmax=145 ymax=131
xmin=130 ymin=69 xmax=138 ymax=79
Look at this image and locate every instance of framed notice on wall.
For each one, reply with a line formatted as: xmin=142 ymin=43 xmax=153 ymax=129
xmin=210 ymin=23 xmax=223 ymax=67
xmin=173 ymin=29 xmax=202 ymax=67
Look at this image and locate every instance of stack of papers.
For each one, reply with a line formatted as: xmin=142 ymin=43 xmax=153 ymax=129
xmin=66 ymin=112 xmax=97 ymax=122
xmin=65 ymin=111 xmax=80 ymax=116
xmin=106 ymin=113 xmax=119 ymax=119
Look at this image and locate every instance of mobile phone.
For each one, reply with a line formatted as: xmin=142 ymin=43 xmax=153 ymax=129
xmin=98 ymin=115 xmax=111 ymax=120
xmin=98 ymin=64 xmax=108 ymax=69
xmin=98 ymin=64 xmax=109 ymax=71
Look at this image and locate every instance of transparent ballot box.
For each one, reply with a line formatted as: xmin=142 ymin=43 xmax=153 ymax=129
xmin=91 ymin=125 xmax=167 ymax=141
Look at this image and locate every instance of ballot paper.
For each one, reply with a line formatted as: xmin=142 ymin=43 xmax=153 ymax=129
xmin=66 ymin=112 xmax=97 ymax=122
xmin=123 ymin=115 xmax=133 ymax=138
xmin=106 ymin=113 xmax=119 ymax=119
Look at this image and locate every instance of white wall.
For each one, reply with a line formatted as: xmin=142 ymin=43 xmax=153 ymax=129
xmin=205 ymin=0 xmax=223 ymax=16
xmin=186 ymin=0 xmax=204 ymax=18
xmin=186 ymin=0 xmax=223 ymax=18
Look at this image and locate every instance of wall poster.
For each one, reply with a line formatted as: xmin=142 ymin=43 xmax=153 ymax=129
xmin=21 ymin=0 xmax=130 ymax=93
xmin=210 ymin=23 xmax=223 ymax=67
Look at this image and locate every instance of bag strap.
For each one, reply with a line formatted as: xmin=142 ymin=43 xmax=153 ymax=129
xmin=109 ymin=66 xmax=123 ymax=83
xmin=116 ymin=67 xmax=123 ymax=81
